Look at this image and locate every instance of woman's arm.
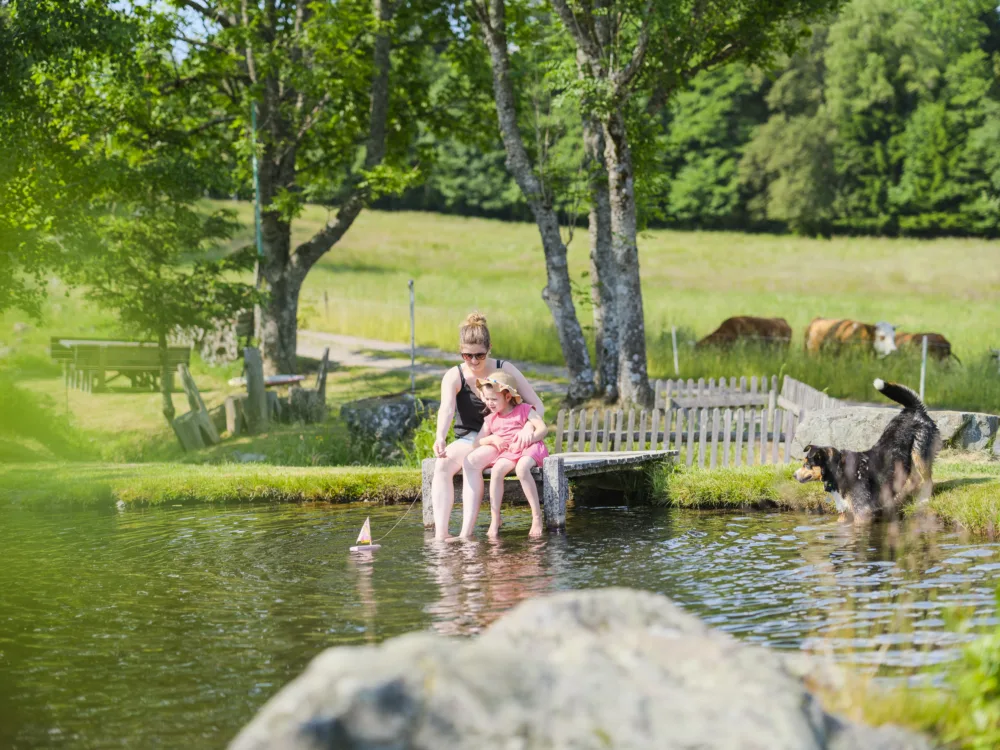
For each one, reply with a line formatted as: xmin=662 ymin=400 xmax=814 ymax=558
xmin=501 ymin=362 xmax=544 ymax=417
xmin=433 ymin=368 xmax=460 ymax=457
xmin=526 ymin=408 xmax=548 ymax=443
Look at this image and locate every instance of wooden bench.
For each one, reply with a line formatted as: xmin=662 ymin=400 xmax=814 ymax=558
xmin=421 ymin=409 xmax=676 ymax=531
xmin=50 ymin=337 xmax=191 ymax=392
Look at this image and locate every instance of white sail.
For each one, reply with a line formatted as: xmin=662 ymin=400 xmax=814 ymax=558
xmin=356 ymin=517 xmax=372 ymax=545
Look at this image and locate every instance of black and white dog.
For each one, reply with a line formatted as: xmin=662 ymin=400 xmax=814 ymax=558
xmin=794 ymin=379 xmax=941 ymax=520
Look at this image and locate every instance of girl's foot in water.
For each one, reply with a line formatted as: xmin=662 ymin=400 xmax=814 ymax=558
xmin=529 ymin=514 xmax=543 ymax=537
xmin=487 ymin=517 xmax=503 ymax=538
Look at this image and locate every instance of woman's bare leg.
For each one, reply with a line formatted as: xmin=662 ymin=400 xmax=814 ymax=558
xmin=458 ymin=446 xmax=499 ymax=538
xmin=431 ymin=441 xmax=476 ymax=540
xmin=515 ymin=457 xmax=543 ymax=536
xmin=487 ymin=459 xmax=516 ymax=538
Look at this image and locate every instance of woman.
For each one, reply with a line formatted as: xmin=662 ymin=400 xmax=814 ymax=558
xmin=431 ymin=312 xmax=544 ymax=540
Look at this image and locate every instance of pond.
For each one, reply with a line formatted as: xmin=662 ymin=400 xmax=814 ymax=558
xmin=2 ymin=500 xmax=999 ymax=749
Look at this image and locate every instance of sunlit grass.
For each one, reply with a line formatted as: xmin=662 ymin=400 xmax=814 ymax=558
xmin=0 ymin=462 xmax=422 ymax=507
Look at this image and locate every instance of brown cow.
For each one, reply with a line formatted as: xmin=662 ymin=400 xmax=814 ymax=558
xmin=804 ymin=318 xmax=897 ymax=357
xmin=895 ymin=332 xmax=957 ymax=362
xmin=695 ymin=316 xmax=792 ymax=348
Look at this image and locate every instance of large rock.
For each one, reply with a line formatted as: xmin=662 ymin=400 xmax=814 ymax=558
xmin=792 ymin=407 xmax=1000 ymax=459
xmin=340 ymin=394 xmax=438 ymax=447
xmin=229 ymin=588 xmax=932 ymax=750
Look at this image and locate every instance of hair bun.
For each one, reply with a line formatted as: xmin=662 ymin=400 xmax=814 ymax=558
xmin=463 ymin=312 xmax=487 ymax=327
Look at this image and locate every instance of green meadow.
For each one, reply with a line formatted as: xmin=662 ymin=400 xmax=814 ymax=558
xmin=244 ymin=204 xmax=999 ymax=411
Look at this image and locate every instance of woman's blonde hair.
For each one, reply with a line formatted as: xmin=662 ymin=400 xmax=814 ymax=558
xmin=460 ymin=312 xmax=491 ymax=351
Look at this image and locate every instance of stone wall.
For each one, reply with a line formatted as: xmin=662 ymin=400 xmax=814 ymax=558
xmin=792 ymin=407 xmax=999 ymax=460
xmin=229 ymin=588 xmax=931 ymax=750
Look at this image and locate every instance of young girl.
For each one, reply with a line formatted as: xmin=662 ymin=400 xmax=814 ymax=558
xmin=457 ymin=371 xmax=548 ymax=538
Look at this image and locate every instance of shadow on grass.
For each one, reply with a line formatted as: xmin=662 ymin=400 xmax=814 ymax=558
xmin=933 ymin=477 xmax=995 ymax=493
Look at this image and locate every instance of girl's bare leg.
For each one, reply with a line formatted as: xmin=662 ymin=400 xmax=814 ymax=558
xmin=487 ymin=459 xmax=516 ymax=538
xmin=458 ymin=446 xmax=499 ymax=538
xmin=515 ymin=457 xmax=543 ymax=536
xmin=431 ymin=441 xmax=477 ymax=540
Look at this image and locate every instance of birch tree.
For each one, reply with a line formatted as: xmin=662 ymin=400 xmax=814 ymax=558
xmin=550 ymin=0 xmax=843 ymax=404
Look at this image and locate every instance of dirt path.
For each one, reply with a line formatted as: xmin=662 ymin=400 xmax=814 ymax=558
xmin=297 ymin=330 xmax=568 ymax=395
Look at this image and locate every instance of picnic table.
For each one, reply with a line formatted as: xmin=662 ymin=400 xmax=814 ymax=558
xmin=50 ymin=337 xmax=190 ymax=392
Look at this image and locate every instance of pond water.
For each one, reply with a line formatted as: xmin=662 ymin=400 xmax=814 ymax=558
xmin=2 ymin=500 xmax=1000 ymax=749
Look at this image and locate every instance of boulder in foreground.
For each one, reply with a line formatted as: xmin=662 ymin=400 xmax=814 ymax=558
xmin=230 ymin=588 xmax=932 ymax=750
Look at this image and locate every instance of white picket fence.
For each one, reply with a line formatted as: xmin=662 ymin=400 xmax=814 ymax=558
xmin=553 ymin=375 xmax=840 ymax=469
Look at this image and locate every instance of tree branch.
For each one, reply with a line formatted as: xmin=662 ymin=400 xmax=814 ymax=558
xmin=612 ymin=0 xmax=653 ymax=95
xmin=176 ymin=0 xmax=233 ymax=29
xmin=548 ymin=0 xmax=602 ymax=66
xmin=291 ymin=0 xmax=395 ymax=275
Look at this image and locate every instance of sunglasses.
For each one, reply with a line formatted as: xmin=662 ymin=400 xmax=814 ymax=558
xmin=461 ymin=351 xmax=488 ymax=362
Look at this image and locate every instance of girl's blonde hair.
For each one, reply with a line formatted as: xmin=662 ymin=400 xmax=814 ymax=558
xmin=460 ymin=312 xmax=491 ymax=351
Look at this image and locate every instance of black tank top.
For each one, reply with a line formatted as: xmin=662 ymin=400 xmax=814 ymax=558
xmin=454 ymin=359 xmax=503 ymax=437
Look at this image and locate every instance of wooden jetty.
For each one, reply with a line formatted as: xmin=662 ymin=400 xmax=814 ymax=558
xmin=421 ymin=411 xmax=677 ymax=531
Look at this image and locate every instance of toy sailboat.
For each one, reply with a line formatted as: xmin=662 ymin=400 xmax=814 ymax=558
xmin=350 ymin=516 xmax=381 ymax=552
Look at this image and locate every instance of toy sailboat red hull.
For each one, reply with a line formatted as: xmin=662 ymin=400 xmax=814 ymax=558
xmin=350 ymin=516 xmax=381 ymax=552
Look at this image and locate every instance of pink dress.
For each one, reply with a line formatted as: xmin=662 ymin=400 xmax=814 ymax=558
xmin=485 ymin=402 xmax=549 ymax=466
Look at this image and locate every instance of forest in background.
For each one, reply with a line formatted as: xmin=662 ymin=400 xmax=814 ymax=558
xmin=376 ymin=0 xmax=1000 ymax=237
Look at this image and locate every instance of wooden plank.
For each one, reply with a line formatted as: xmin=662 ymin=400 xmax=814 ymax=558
xmin=671 ymin=393 xmax=770 ymax=409
xmin=650 ymin=408 xmax=661 ymax=450
xmin=752 ymin=407 xmax=761 ymax=465
xmin=665 ymin=379 xmax=675 ymax=408
xmin=696 ymin=408 xmax=706 ymax=468
xmin=722 ymin=408 xmax=732 ymax=467
xmin=739 ymin=375 xmax=747 ymax=394
xmin=709 ymin=408 xmax=720 ymax=469
xmin=615 ymin=409 xmax=625 ymax=452
xmin=590 ymin=409 xmax=599 ymax=453
xmin=760 ymin=405 xmax=769 ymax=465
xmin=639 ymin=410 xmax=649 ymax=450
xmin=626 ymin=410 xmax=636 ymax=451
xmin=734 ymin=407 xmax=744 ymax=465
xmin=685 ymin=408 xmax=695 ymax=467
xmin=554 ymin=409 xmax=566 ymax=454
xmin=601 ymin=410 xmax=611 ymax=452
xmin=708 ymin=377 xmax=716 ymax=396
xmin=781 ymin=410 xmax=793 ymax=465
xmin=558 ymin=450 xmax=676 ymax=478
xmin=654 ymin=379 xmax=665 ymax=410
xmin=567 ymin=409 xmax=577 ymax=452
xmin=696 ymin=377 xmax=706 ymax=402
xmin=667 ymin=407 xmax=677 ymax=452
xmin=771 ymin=408 xmax=781 ymax=464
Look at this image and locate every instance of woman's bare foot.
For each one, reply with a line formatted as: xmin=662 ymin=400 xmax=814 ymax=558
xmin=487 ymin=518 xmax=503 ymax=538
xmin=529 ymin=516 xmax=544 ymax=537
xmin=445 ymin=534 xmax=474 ymax=543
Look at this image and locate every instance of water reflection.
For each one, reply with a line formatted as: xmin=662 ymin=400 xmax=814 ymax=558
xmin=424 ymin=537 xmax=553 ymax=636
xmin=2 ymin=501 xmax=1000 ymax=749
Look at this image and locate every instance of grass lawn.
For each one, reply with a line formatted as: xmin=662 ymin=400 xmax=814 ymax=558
xmin=261 ymin=204 xmax=1000 ymax=412
xmin=658 ymin=455 xmax=1000 ymax=535
xmin=0 ymin=462 xmax=422 ymax=507
xmin=4 ymin=204 xmax=1000 ymax=410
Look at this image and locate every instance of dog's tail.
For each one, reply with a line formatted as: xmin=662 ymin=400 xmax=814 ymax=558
xmin=873 ymin=378 xmax=926 ymax=412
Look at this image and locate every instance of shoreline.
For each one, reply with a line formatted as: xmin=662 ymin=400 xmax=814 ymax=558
xmin=4 ymin=455 xmax=998 ymax=536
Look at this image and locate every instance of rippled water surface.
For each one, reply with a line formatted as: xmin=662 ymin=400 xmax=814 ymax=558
xmin=2 ymin=500 xmax=1000 ymax=748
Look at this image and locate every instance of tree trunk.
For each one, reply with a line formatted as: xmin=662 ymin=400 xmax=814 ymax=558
xmin=158 ymin=330 xmax=175 ymax=424
xmin=475 ymin=0 xmax=595 ymax=403
xmin=603 ymin=109 xmax=652 ymax=406
xmin=250 ymin=0 xmax=395 ymax=376
xmin=583 ymin=115 xmax=618 ymax=402
xmin=257 ymin=209 xmax=300 ymax=375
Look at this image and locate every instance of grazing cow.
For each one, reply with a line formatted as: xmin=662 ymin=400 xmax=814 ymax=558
xmin=695 ymin=316 xmax=792 ymax=348
xmin=804 ymin=318 xmax=897 ymax=357
xmin=894 ymin=332 xmax=957 ymax=362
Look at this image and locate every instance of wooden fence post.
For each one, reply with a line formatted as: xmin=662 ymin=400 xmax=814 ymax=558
xmin=243 ymin=347 xmax=268 ymax=434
